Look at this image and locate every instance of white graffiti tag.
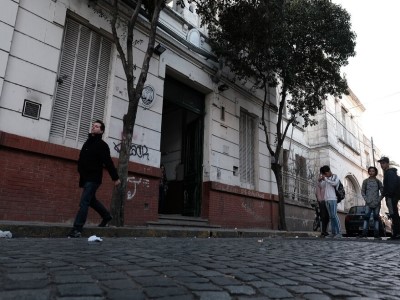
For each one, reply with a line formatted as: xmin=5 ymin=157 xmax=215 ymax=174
xmin=126 ymin=176 xmax=150 ymax=200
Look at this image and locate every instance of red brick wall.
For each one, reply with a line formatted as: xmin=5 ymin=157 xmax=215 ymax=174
xmin=202 ymin=182 xmax=279 ymax=229
xmin=0 ymin=131 xmax=281 ymax=229
xmin=0 ymin=131 xmax=160 ymax=226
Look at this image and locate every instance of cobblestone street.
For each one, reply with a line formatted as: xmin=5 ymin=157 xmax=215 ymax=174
xmin=1 ymin=237 xmax=400 ymax=299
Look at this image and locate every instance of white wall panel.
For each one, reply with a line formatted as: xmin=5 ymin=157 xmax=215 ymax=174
xmin=10 ymin=32 xmax=59 ymax=72
xmin=0 ymin=109 xmax=50 ymax=140
xmin=0 ymin=22 xmax=14 ymax=52
xmin=15 ymin=8 xmax=62 ymax=49
xmin=19 ymin=0 xmax=57 ymax=22
xmin=5 ymin=56 xmax=56 ymax=95
xmin=0 ymin=50 xmax=8 ymax=78
xmin=210 ymin=150 xmax=239 ymax=172
xmin=211 ymin=120 xmax=239 ymax=143
xmin=0 ymin=0 xmax=18 ymax=26
xmin=211 ymin=135 xmax=239 ymax=159
xmin=0 ymin=82 xmax=52 ymax=119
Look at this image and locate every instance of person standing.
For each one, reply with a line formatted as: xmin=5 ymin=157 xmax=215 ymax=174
xmin=318 ymin=165 xmax=342 ymax=238
xmin=360 ymin=166 xmax=383 ymax=239
xmin=315 ymin=167 xmax=330 ymax=238
xmin=377 ymin=156 xmax=400 ymax=240
xmin=68 ymin=120 xmax=121 ymax=238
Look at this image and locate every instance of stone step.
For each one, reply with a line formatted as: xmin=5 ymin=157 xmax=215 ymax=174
xmin=147 ymin=214 xmax=221 ymax=228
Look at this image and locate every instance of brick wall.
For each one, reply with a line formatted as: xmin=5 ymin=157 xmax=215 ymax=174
xmin=202 ymin=182 xmax=280 ymax=229
xmin=0 ymin=131 xmax=160 ymax=226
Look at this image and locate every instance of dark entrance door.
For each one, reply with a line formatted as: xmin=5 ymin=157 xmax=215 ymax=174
xmin=183 ymin=117 xmax=203 ymax=216
xmin=160 ymin=76 xmax=204 ymax=217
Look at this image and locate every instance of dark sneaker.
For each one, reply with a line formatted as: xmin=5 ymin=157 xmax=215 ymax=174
xmin=98 ymin=216 xmax=112 ymax=227
xmin=68 ymin=229 xmax=81 ymax=238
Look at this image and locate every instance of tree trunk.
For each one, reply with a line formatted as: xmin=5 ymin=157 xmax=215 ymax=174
xmin=110 ymin=116 xmax=134 ymax=226
xmin=271 ymin=162 xmax=287 ymax=230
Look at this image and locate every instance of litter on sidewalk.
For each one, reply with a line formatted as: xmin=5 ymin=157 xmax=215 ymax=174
xmin=0 ymin=230 xmax=12 ymax=238
xmin=88 ymin=235 xmax=103 ymax=243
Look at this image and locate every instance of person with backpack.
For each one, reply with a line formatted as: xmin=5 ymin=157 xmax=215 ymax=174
xmin=318 ymin=165 xmax=342 ymax=238
xmin=360 ymin=166 xmax=384 ymax=239
xmin=378 ymin=157 xmax=400 ymax=240
xmin=315 ymin=168 xmax=330 ymax=238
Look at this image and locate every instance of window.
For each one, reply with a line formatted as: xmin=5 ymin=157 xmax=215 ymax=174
xmin=239 ymin=109 xmax=255 ymax=186
xmin=50 ymin=18 xmax=112 ymax=148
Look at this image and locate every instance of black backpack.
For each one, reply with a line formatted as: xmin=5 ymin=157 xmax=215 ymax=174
xmin=335 ymin=180 xmax=345 ymax=203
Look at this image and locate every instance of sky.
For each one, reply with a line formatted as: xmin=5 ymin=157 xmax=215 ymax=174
xmin=332 ymin=0 xmax=400 ymax=164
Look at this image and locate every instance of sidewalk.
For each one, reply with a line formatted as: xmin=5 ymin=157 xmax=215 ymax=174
xmin=0 ymin=221 xmax=318 ymax=239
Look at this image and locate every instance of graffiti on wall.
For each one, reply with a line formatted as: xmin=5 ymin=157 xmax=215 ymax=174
xmin=113 ymin=142 xmax=150 ymax=160
xmin=126 ymin=176 xmax=150 ymax=200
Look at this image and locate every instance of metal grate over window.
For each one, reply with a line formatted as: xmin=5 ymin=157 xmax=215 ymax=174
xmin=22 ymin=100 xmax=41 ymax=120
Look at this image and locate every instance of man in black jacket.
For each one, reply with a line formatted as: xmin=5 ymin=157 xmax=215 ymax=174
xmin=378 ymin=156 xmax=400 ymax=239
xmin=68 ymin=120 xmax=120 ymax=238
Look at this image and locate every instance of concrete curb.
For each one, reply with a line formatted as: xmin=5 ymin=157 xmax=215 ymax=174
xmin=0 ymin=222 xmax=319 ymax=239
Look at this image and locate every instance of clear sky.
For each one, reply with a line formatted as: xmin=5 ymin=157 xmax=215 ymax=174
xmin=332 ymin=0 xmax=400 ymax=165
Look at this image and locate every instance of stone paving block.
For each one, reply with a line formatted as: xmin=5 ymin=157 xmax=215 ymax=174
xmin=2 ymin=279 xmax=49 ymax=290
xmin=259 ymin=287 xmax=293 ymax=298
xmin=126 ymin=269 xmax=160 ymax=277
xmin=324 ymin=288 xmax=359 ymax=297
xmin=208 ymin=275 xmax=242 ymax=286
xmin=53 ymin=274 xmax=94 ymax=284
xmin=287 ymin=285 xmax=322 ymax=294
xmin=231 ymin=272 xmax=260 ymax=282
xmin=6 ymin=272 xmax=48 ymax=281
xmin=302 ymin=293 xmax=331 ymax=300
xmin=156 ymin=295 xmax=194 ymax=300
xmin=100 ymin=279 xmax=138 ymax=289
xmin=57 ymin=283 xmax=103 ymax=297
xmin=193 ymin=270 xmax=223 ymax=277
xmin=131 ymin=275 xmax=177 ymax=287
xmin=144 ymin=286 xmax=188 ymax=298
xmin=250 ymin=280 xmax=279 ymax=288
xmin=0 ymin=289 xmax=51 ymax=300
xmin=193 ymin=291 xmax=232 ymax=300
xmin=223 ymin=285 xmax=256 ymax=295
xmin=267 ymin=277 xmax=299 ymax=286
xmin=181 ymin=282 xmax=223 ymax=291
xmin=105 ymin=289 xmax=146 ymax=300
xmin=174 ymin=276 xmax=209 ymax=283
xmin=162 ymin=270 xmax=196 ymax=278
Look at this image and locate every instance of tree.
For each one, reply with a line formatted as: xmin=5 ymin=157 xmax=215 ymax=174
xmin=190 ymin=0 xmax=356 ymax=230
xmin=92 ymin=0 xmax=166 ymax=226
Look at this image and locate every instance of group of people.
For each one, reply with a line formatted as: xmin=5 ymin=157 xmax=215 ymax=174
xmin=315 ymin=157 xmax=400 ymax=239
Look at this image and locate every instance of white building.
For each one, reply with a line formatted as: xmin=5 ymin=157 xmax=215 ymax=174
xmin=0 ymin=0 xmax=381 ymax=230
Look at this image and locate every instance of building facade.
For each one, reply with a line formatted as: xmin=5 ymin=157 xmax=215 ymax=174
xmin=0 ymin=0 xmax=381 ymax=230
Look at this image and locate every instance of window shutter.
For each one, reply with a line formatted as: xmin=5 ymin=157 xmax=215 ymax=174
xmin=239 ymin=109 xmax=255 ymax=186
xmin=50 ymin=18 xmax=112 ymax=148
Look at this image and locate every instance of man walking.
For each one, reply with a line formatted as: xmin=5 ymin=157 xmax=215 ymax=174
xmin=68 ymin=120 xmax=120 ymax=238
xmin=377 ymin=156 xmax=400 ymax=239
xmin=318 ymin=165 xmax=342 ymax=238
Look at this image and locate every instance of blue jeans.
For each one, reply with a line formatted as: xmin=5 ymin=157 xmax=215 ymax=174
xmin=362 ymin=206 xmax=380 ymax=236
xmin=326 ymin=200 xmax=341 ymax=235
xmin=73 ymin=182 xmax=110 ymax=231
